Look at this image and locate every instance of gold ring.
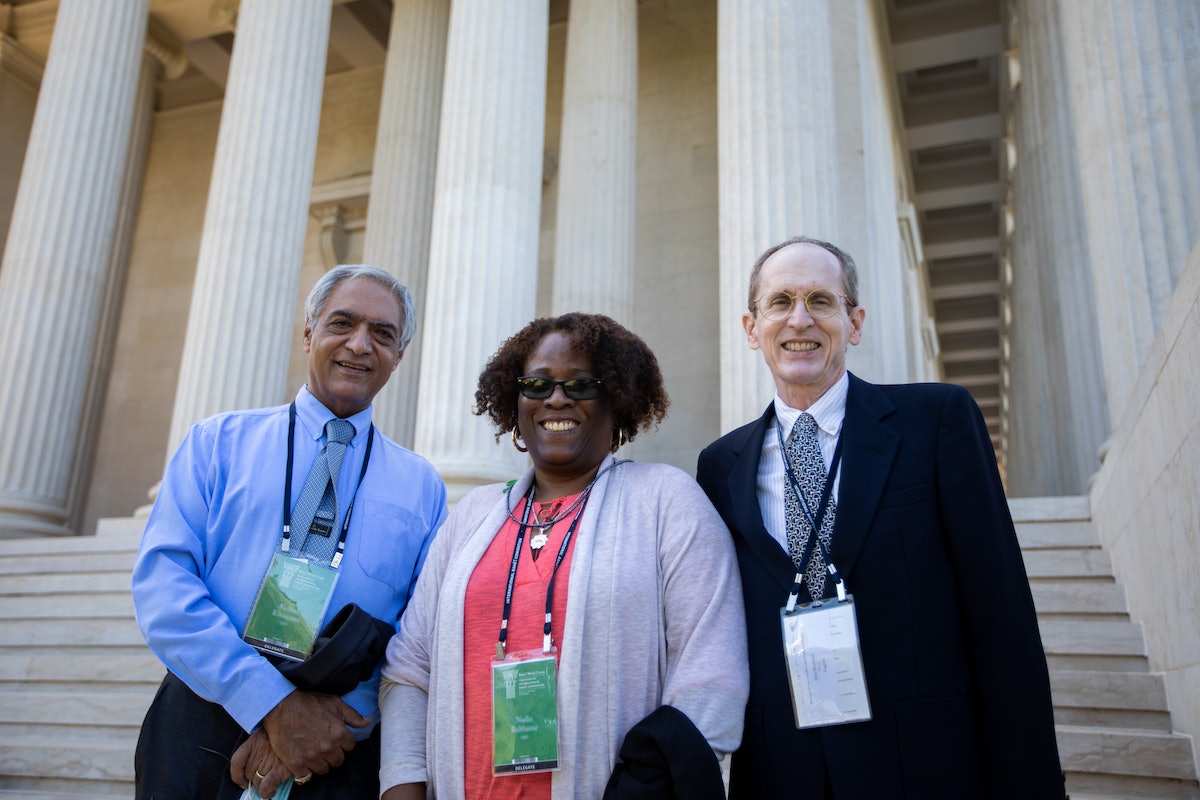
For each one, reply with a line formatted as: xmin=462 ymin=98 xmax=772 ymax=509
xmin=295 ymin=773 xmax=313 ymax=786
xmin=254 ymin=770 xmax=267 ymax=781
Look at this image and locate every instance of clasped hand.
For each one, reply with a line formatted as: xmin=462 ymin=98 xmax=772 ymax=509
xmin=230 ymin=690 xmax=370 ymax=798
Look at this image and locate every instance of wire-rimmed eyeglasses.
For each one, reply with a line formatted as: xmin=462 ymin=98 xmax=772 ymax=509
xmin=751 ymin=288 xmax=851 ymax=321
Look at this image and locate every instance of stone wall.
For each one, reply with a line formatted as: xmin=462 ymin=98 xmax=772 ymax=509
xmin=1090 ymin=239 xmax=1200 ymax=764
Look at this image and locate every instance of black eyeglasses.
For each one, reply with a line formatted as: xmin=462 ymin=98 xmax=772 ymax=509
xmin=516 ymin=376 xmax=604 ymax=400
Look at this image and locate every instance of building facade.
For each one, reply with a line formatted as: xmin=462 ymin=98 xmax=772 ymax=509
xmin=1 ymin=0 xmax=1198 ymax=768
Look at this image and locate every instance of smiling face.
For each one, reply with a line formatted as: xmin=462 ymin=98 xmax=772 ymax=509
xmin=743 ymin=242 xmax=866 ymax=410
xmin=518 ymin=330 xmax=615 ymax=497
xmin=303 ymin=276 xmax=404 ymax=418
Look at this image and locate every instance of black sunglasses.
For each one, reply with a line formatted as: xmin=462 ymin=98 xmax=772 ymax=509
xmin=516 ymin=376 xmax=604 ymax=400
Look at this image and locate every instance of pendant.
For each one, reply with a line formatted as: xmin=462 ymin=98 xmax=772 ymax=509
xmin=530 ymin=530 xmax=550 ymax=552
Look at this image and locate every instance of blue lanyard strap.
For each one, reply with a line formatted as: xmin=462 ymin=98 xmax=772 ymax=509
xmin=281 ymin=402 xmax=375 ymax=567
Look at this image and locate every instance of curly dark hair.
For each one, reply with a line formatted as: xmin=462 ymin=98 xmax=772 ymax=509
xmin=474 ymin=313 xmax=670 ymax=450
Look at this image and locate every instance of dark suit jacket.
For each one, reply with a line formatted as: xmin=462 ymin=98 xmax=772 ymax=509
xmin=696 ymin=374 xmax=1065 ymax=799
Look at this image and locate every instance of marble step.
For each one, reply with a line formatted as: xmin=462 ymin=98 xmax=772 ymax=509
xmin=1016 ymin=519 xmax=1099 ymax=549
xmin=1066 ymin=772 xmax=1200 ymax=800
xmin=0 ymin=551 xmax=137 ymax=576
xmin=0 ymin=688 xmax=154 ymax=730
xmin=0 ymin=792 xmax=128 ymax=799
xmin=1023 ymin=548 xmax=1113 ymax=579
xmin=0 ymin=786 xmax=129 ymax=799
xmin=1031 ymin=580 xmax=1129 ymax=615
xmin=0 ymin=570 xmax=132 ymax=595
xmin=0 ymin=530 xmax=141 ymax=557
xmin=1057 ymin=724 xmax=1199 ymax=781
xmin=1051 ymin=670 xmax=1173 ymax=731
xmin=0 ymin=734 xmax=135 ymax=786
xmin=1009 ymin=496 xmax=1091 ymax=522
xmin=0 ymin=653 xmax=162 ymax=687
xmin=0 ymin=592 xmax=136 ymax=618
xmin=1038 ymin=618 xmax=1146 ymax=657
xmin=0 ymin=616 xmax=145 ymax=648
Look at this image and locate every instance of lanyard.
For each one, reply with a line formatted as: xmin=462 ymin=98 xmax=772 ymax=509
xmin=281 ymin=402 xmax=375 ymax=567
xmin=776 ymin=418 xmax=845 ymax=606
xmin=497 ymin=485 xmax=588 ymax=657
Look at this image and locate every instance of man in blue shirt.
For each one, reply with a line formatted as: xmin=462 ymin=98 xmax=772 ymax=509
xmin=132 ymin=265 xmax=447 ymax=799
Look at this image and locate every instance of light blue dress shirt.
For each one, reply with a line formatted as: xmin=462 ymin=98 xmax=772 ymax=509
xmin=132 ymin=386 xmax=447 ymax=735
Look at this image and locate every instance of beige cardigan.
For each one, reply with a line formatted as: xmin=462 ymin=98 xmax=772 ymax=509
xmin=379 ymin=456 xmax=749 ymax=798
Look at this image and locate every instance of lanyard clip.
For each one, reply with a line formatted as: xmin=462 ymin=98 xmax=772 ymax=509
xmin=785 ymin=572 xmax=803 ymax=614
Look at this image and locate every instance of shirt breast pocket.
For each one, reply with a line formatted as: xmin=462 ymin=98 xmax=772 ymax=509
xmin=351 ymin=499 xmax=426 ymax=594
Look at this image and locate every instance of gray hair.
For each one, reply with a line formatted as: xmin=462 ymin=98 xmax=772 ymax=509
xmin=747 ymin=236 xmax=860 ymax=311
xmin=304 ymin=265 xmax=417 ymax=352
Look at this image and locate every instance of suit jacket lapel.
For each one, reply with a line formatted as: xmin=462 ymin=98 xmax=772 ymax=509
xmin=726 ymin=404 xmax=797 ymax=595
xmin=831 ymin=373 xmax=899 ymax=580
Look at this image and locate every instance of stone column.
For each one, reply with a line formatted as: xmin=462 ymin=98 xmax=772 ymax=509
xmin=71 ymin=51 xmax=162 ymax=532
xmin=551 ymin=0 xmax=637 ymax=323
xmin=362 ymin=0 xmax=450 ymax=449
xmin=166 ymin=0 xmax=331 ymax=456
xmin=717 ymin=0 xmax=839 ymax=431
xmin=1057 ymin=0 xmax=1200 ymax=422
xmin=414 ymin=0 xmax=549 ymax=501
xmin=1006 ymin=0 xmax=1109 ymax=496
xmin=0 ymin=0 xmax=148 ymax=537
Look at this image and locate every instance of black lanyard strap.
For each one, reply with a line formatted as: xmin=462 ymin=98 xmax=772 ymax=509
xmin=776 ymin=418 xmax=844 ymax=599
xmin=281 ymin=402 xmax=375 ymax=567
xmin=497 ymin=485 xmax=589 ymax=657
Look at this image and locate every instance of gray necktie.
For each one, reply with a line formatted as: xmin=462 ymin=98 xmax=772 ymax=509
xmin=290 ymin=418 xmax=355 ymax=561
xmin=783 ymin=413 xmax=837 ymax=600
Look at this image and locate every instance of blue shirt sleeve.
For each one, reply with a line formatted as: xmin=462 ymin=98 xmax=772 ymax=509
xmin=131 ymin=413 xmax=297 ymax=732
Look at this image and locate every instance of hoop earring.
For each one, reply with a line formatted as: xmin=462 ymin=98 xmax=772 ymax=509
xmin=612 ymin=428 xmax=626 ymax=452
xmin=512 ymin=427 xmax=528 ymax=453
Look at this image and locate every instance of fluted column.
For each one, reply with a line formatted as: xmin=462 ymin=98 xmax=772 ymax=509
xmin=414 ymin=0 xmax=549 ymax=500
xmin=1006 ymin=0 xmax=1109 ymax=496
xmin=0 ymin=0 xmax=148 ymax=537
xmin=717 ymin=0 xmax=839 ymax=431
xmin=551 ymin=0 xmax=637 ymax=323
xmin=71 ymin=51 xmax=161 ymax=531
xmin=166 ymin=0 xmax=331 ymax=456
xmin=362 ymin=0 xmax=450 ymax=449
xmin=1057 ymin=0 xmax=1200 ymax=422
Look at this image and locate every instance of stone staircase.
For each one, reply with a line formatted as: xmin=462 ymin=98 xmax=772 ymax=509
xmin=0 ymin=499 xmax=1197 ymax=798
xmin=1014 ymin=496 xmax=1200 ymax=799
xmin=0 ymin=517 xmax=158 ymax=798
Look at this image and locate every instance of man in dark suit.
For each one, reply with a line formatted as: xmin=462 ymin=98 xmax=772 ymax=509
xmin=696 ymin=236 xmax=1065 ymax=799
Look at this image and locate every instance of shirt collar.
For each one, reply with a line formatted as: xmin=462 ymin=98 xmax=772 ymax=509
xmin=295 ymin=385 xmax=373 ymax=444
xmin=772 ymin=371 xmax=849 ymax=439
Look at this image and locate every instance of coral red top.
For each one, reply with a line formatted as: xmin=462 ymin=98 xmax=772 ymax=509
xmin=461 ymin=491 xmax=583 ymax=799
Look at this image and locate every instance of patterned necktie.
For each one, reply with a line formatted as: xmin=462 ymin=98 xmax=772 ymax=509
xmin=783 ymin=413 xmax=837 ymax=600
xmin=290 ymin=418 xmax=355 ymax=562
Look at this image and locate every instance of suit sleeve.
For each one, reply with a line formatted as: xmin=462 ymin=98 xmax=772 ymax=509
xmin=935 ymin=386 xmax=1065 ymax=797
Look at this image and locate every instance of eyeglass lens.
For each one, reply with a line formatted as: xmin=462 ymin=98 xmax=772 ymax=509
xmin=517 ymin=377 xmax=603 ymax=400
xmin=757 ymin=289 xmax=842 ymax=320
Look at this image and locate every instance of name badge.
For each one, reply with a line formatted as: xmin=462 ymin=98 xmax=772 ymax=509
xmin=243 ymin=553 xmax=340 ymax=662
xmin=491 ymin=649 xmax=560 ymax=775
xmin=780 ymin=596 xmax=872 ymax=728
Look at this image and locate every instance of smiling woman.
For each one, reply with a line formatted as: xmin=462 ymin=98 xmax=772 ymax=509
xmin=378 ymin=313 xmax=749 ymax=800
